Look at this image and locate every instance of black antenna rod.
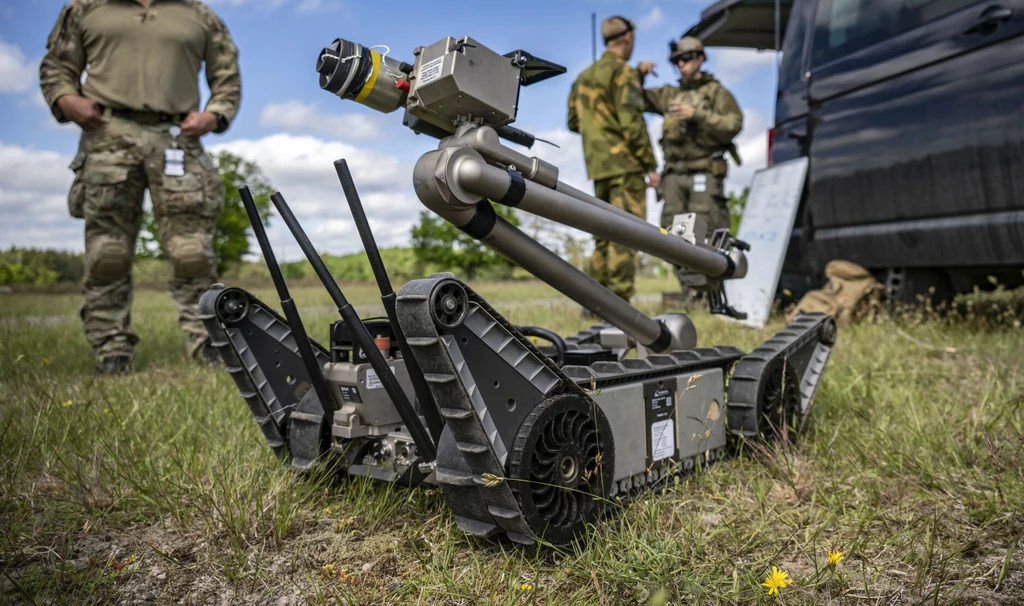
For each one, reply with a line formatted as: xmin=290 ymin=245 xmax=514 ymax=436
xmin=269 ymin=191 xmax=437 ymax=462
xmin=239 ymin=186 xmax=338 ymax=417
xmin=591 ymin=12 xmax=597 ymax=63
xmin=333 ymin=159 xmax=445 ymax=445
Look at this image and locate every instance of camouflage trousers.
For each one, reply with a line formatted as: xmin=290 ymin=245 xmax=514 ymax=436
xmin=659 ymin=171 xmax=729 ymax=234
xmin=588 ymin=172 xmax=647 ymax=301
xmin=67 ymin=114 xmax=224 ymax=362
xmin=660 ymin=171 xmax=729 ymax=295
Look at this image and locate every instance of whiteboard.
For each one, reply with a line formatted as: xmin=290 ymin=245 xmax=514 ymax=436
xmin=722 ymin=157 xmax=809 ymax=328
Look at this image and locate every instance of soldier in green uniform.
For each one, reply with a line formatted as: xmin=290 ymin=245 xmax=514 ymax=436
xmin=39 ymin=0 xmax=241 ymax=375
xmin=643 ymin=36 xmax=742 ymax=291
xmin=568 ymin=16 xmax=660 ymax=305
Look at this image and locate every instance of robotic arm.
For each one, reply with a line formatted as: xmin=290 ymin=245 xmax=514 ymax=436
xmin=316 ymin=35 xmax=750 ymax=354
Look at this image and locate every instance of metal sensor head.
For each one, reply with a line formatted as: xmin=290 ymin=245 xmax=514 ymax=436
xmin=317 ymin=38 xmax=408 ymax=114
xmin=317 ymin=34 xmax=567 ymax=145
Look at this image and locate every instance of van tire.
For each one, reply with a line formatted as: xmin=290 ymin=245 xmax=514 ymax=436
xmin=880 ymin=268 xmax=954 ymax=305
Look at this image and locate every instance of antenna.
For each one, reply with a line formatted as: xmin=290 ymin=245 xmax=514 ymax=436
xmin=332 ymin=159 xmax=445 ymax=446
xmin=591 ymin=12 xmax=597 ymax=62
xmin=238 ymin=186 xmax=338 ymax=418
xmin=268 ymin=191 xmax=437 ymax=462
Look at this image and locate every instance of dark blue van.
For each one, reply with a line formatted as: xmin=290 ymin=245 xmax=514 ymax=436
xmin=688 ymin=0 xmax=1024 ymax=302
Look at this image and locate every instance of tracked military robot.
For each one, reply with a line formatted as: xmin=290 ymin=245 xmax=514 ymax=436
xmin=199 ymin=34 xmax=837 ymax=546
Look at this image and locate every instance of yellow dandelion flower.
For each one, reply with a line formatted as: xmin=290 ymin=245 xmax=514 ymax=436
xmin=761 ymin=566 xmax=791 ymax=596
xmin=827 ymin=550 xmax=844 ymax=566
xmin=520 ymin=583 xmax=534 ymax=591
xmin=63 ymin=400 xmax=73 ymax=407
xmin=43 ymin=358 xmax=50 ymax=364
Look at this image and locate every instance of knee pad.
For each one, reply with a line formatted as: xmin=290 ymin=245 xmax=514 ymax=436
xmin=87 ymin=236 xmax=132 ymax=281
xmin=167 ymin=235 xmax=212 ymax=279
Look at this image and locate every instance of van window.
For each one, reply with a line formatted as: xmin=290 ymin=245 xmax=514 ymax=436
xmin=777 ymin=0 xmax=816 ymax=91
xmin=811 ymin=0 xmax=980 ymax=66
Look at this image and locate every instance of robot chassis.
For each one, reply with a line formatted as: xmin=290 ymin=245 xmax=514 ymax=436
xmin=199 ymin=34 xmax=837 ymax=546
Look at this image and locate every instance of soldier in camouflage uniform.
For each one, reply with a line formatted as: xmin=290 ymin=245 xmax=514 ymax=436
xmin=643 ymin=36 xmax=742 ymax=292
xmin=568 ymin=16 xmax=659 ymax=305
xmin=39 ymin=0 xmax=241 ymax=375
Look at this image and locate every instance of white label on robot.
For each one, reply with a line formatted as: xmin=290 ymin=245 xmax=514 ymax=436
xmin=365 ymin=367 xmax=395 ymax=389
xmin=693 ymin=173 xmax=707 ymax=193
xmin=651 ymin=419 xmax=675 ymax=461
xmin=419 ymin=57 xmax=444 ymax=85
xmin=164 ymin=148 xmax=185 ymax=176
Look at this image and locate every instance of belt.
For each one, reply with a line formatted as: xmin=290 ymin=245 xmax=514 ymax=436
xmin=665 ymin=158 xmax=712 ymax=173
xmin=100 ymin=104 xmax=187 ymax=125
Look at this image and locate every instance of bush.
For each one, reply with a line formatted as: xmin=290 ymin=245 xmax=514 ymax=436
xmin=0 ymin=248 xmax=83 ymax=285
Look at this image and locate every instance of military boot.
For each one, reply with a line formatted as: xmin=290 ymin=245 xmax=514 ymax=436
xmin=96 ymin=355 xmax=133 ymax=376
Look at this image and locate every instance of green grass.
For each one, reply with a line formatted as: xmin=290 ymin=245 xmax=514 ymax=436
xmin=1 ymin=277 xmax=1022 ymax=605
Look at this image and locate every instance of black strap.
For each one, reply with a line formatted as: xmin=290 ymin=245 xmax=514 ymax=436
xmin=646 ymin=321 xmax=674 ymax=353
xmin=718 ymin=251 xmax=736 ymax=278
xmin=457 ymin=202 xmax=497 ymax=240
xmin=604 ymin=15 xmax=634 ymax=43
xmin=497 ymin=170 xmax=526 ymax=207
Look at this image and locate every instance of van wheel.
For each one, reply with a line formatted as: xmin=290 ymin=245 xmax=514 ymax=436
xmin=881 ymin=268 xmax=953 ymax=305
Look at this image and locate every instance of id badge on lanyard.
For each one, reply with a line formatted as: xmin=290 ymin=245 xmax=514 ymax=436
xmin=164 ymin=126 xmax=185 ymax=177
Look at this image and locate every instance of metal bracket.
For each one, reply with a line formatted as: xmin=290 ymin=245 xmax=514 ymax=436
xmin=707 ymin=228 xmax=750 ymax=320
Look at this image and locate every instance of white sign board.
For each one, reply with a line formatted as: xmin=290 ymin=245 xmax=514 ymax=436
xmin=723 ymin=157 xmax=809 ymax=328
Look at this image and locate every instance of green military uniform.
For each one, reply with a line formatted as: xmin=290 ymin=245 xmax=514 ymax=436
xmin=644 ymin=71 xmax=742 ymax=237
xmin=39 ymin=0 xmax=241 ymax=369
xmin=568 ymin=51 xmax=657 ymax=302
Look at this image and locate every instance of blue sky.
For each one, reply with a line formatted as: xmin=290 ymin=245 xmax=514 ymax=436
xmin=0 ymin=0 xmax=779 ymax=259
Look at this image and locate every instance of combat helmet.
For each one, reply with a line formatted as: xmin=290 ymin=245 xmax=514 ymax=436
xmin=669 ymin=35 xmax=705 ymax=62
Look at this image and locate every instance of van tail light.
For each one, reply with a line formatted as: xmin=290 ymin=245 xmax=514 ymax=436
xmin=767 ymin=127 xmax=775 ymax=167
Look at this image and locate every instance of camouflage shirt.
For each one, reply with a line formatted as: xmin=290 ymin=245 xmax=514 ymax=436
xmin=568 ymin=51 xmax=657 ymax=182
xmin=39 ymin=0 xmax=241 ymax=129
xmin=644 ymin=72 xmax=742 ymax=168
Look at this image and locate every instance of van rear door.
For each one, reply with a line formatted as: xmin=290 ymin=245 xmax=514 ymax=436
xmin=686 ymin=0 xmax=795 ymax=49
xmin=805 ymin=0 xmax=1024 ymax=273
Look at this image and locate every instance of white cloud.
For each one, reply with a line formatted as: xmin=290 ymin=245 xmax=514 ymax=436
xmin=258 ymin=101 xmax=380 ymax=141
xmin=0 ymin=133 xmax=416 ymax=259
xmin=0 ymin=144 xmax=80 ymax=252
xmin=706 ymin=48 xmax=778 ymax=87
xmin=0 ymin=39 xmax=36 ymax=94
xmin=637 ymin=7 xmax=666 ymax=31
xmin=209 ymin=133 xmax=419 ymax=260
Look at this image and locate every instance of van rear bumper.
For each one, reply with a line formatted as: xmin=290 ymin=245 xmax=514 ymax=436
xmin=813 ymin=210 xmax=1024 ymax=269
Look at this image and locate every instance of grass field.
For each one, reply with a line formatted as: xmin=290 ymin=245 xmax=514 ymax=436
xmin=1 ymin=276 xmax=1022 ymax=605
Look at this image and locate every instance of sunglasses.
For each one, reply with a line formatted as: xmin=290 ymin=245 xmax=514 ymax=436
xmin=674 ymin=52 xmax=703 ymax=63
